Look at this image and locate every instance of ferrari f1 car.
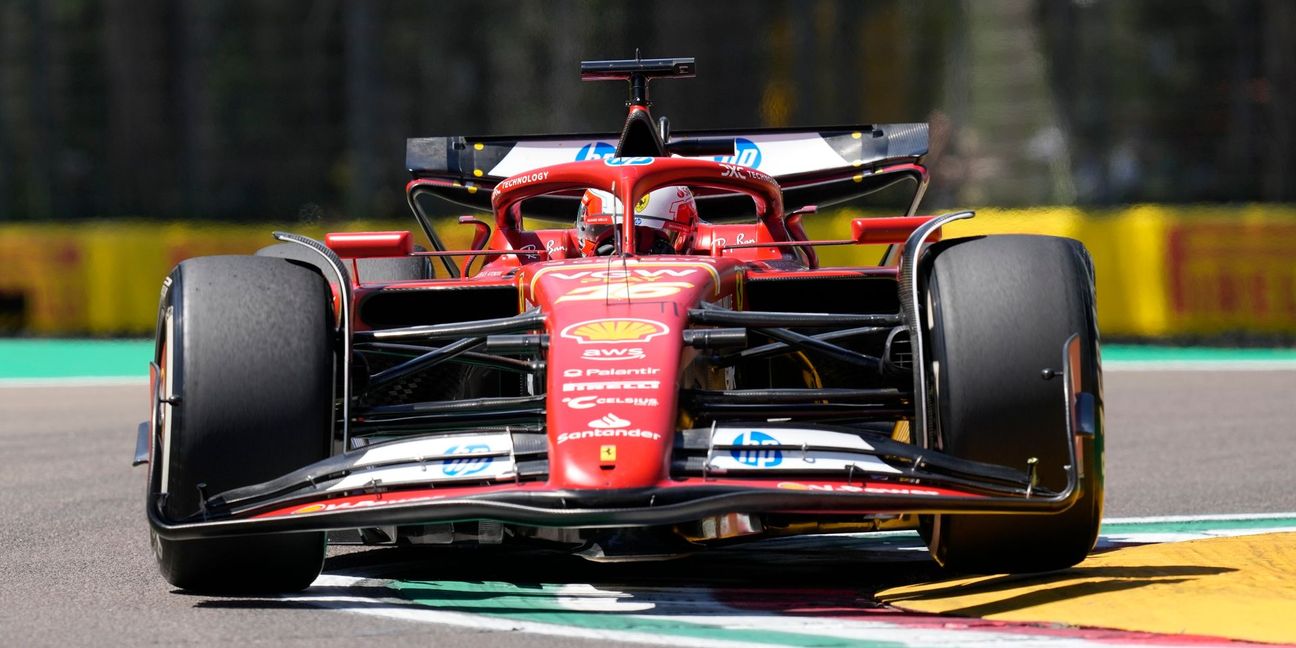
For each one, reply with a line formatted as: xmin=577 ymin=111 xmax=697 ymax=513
xmin=137 ymin=56 xmax=1102 ymax=593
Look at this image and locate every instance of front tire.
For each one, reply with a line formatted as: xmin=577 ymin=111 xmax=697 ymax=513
xmin=151 ymin=255 xmax=334 ymax=593
xmin=924 ymin=235 xmax=1103 ymax=573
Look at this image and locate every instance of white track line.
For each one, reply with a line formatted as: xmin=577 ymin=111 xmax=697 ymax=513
xmin=1104 ymin=361 xmax=1296 ymax=372
xmin=1103 ymin=512 xmax=1296 ymax=523
xmin=289 ymin=576 xmax=765 ymax=648
xmin=294 ymin=576 xmax=1173 ymax=648
xmin=287 ymin=515 xmax=1296 ymax=646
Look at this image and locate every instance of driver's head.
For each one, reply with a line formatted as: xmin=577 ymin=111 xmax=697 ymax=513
xmin=576 ymin=186 xmax=698 ymax=256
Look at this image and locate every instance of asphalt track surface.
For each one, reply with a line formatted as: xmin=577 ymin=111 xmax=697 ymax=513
xmin=0 ymin=368 xmax=1293 ymax=646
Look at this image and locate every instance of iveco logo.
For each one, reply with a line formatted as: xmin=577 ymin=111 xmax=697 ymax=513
xmin=730 ymin=431 xmax=782 ymax=467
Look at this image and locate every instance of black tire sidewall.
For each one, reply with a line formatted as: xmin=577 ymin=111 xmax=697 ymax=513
xmin=152 ymin=255 xmax=335 ymax=593
xmin=926 ymin=235 xmax=1104 ymax=573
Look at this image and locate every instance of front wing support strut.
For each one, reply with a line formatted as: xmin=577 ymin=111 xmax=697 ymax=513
xmin=272 ymin=231 xmax=355 ymax=449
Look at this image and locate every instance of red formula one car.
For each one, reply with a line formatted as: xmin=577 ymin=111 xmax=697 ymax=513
xmin=137 ymin=57 xmax=1102 ymax=593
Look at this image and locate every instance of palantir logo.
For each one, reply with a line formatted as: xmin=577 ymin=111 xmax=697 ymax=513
xmin=730 ymin=431 xmax=782 ymax=467
xmin=714 ymin=138 xmax=762 ymax=169
xmin=577 ymin=142 xmax=615 ymax=161
xmin=442 ymin=444 xmax=492 ymax=476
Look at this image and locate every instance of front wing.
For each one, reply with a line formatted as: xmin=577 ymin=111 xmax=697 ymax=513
xmin=147 ymin=337 xmax=1096 ymax=541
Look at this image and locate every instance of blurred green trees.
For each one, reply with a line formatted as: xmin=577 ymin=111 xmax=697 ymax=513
xmin=0 ymin=0 xmax=1291 ymax=221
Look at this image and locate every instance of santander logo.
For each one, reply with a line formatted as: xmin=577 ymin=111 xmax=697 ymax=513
xmin=588 ymin=413 xmax=630 ymax=429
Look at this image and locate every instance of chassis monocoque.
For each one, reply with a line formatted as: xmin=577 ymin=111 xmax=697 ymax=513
xmin=137 ymin=57 xmax=1103 ymax=593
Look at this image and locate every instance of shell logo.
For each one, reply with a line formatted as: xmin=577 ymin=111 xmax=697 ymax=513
xmin=560 ymin=318 xmax=669 ymax=344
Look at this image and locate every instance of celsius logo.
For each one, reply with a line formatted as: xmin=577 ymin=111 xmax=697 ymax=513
xmin=730 ymin=431 xmax=782 ymax=467
xmin=714 ymin=138 xmax=762 ymax=168
xmin=588 ymin=413 xmax=630 ymax=429
xmin=562 ymin=395 xmax=658 ymax=410
xmin=442 ymin=444 xmax=492 ymax=476
xmin=577 ymin=142 xmax=615 ymax=161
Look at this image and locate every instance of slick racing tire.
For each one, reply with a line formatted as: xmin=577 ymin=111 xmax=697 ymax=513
xmin=150 ymin=255 xmax=334 ymax=593
xmin=256 ymin=241 xmax=433 ymax=282
xmin=923 ymin=235 xmax=1103 ymax=573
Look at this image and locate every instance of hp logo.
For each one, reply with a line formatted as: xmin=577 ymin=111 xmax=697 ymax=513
xmin=604 ymin=157 xmax=654 ymax=166
xmin=714 ymin=138 xmax=762 ymax=168
xmin=730 ymin=431 xmax=782 ymax=467
xmin=577 ymin=142 xmax=615 ymax=161
xmin=442 ymin=444 xmax=492 ymax=476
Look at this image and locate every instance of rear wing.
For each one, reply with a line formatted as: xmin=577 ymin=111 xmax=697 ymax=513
xmin=406 ymin=123 xmax=929 ymax=220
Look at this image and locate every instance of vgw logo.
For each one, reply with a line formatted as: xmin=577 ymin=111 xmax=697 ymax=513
xmin=442 ymin=444 xmax=492 ymax=476
xmin=714 ymin=138 xmax=762 ymax=168
xmin=730 ymin=431 xmax=782 ymax=467
xmin=576 ymin=142 xmax=615 ymax=161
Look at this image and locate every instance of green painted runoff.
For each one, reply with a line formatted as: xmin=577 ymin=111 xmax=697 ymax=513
xmin=1 ymin=339 xmax=1295 ymax=379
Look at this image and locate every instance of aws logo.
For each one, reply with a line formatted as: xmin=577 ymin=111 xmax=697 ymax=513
xmin=581 ymin=347 xmax=646 ymax=362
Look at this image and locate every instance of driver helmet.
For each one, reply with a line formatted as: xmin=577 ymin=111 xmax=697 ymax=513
xmin=575 ymin=186 xmax=698 ymax=256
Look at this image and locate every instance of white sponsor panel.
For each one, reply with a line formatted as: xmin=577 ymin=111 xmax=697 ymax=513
xmin=486 ymin=133 xmax=849 ymax=179
xmin=489 ymin=141 xmax=593 ymax=177
xmin=697 ymin=132 xmax=848 ymax=176
xmin=710 ymin=427 xmax=877 ymax=453
xmin=562 ymin=395 xmax=659 ymax=410
xmin=328 ymin=457 xmax=516 ymax=491
xmin=706 ymin=451 xmax=900 ymax=475
xmin=561 ymin=380 xmax=660 ymax=392
xmin=712 ymin=427 xmax=893 ymax=474
xmin=354 ymin=433 xmax=512 ymax=467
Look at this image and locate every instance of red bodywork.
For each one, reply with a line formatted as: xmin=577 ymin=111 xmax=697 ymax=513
xmin=331 ymin=158 xmax=927 ymax=494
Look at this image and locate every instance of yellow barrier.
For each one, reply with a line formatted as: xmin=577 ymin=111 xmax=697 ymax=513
xmin=2 ymin=207 xmax=1294 ymax=336
xmin=807 ymin=205 xmax=1296 ymax=338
